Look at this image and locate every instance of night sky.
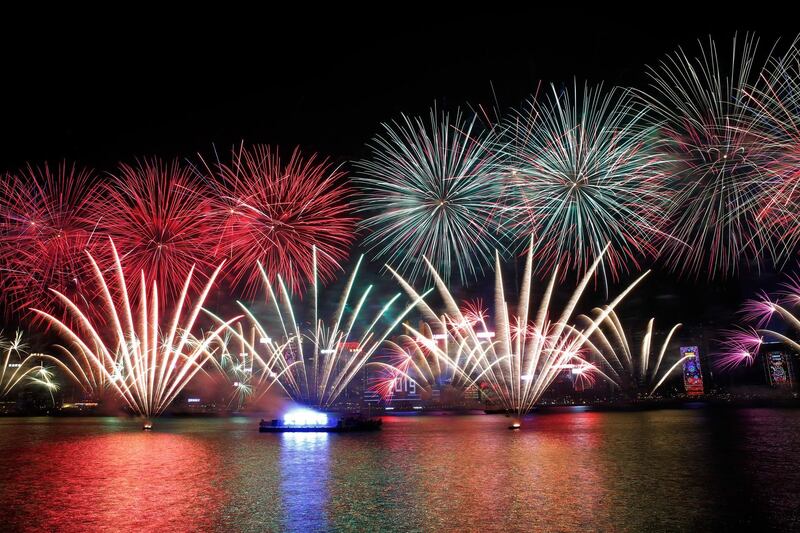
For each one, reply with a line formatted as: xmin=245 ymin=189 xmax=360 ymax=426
xmin=1 ymin=9 xmax=796 ymax=335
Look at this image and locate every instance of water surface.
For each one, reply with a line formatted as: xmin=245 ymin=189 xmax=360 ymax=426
xmin=1 ymin=409 xmax=799 ymax=532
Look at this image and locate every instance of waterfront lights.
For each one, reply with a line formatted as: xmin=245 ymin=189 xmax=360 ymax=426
xmin=283 ymin=408 xmax=329 ymax=427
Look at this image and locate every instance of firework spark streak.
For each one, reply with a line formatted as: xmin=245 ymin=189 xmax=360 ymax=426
xmin=753 ymin=278 xmax=800 ymax=354
xmin=93 ymin=159 xmax=216 ymax=306
xmin=208 ymin=326 xmax=290 ymax=410
xmin=366 ymin=338 xmax=440 ymax=403
xmin=32 ymin=239 xmax=235 ymax=420
xmin=0 ymin=162 xmax=101 ymax=318
xmin=206 ymin=246 xmax=429 ymax=408
xmin=1 ymin=330 xmax=83 ymax=399
xmin=578 ymin=310 xmax=685 ymax=395
xmin=741 ymin=39 xmax=800 ymax=262
xmin=639 ymin=34 xmax=780 ymax=278
xmin=366 ymin=358 xmax=408 ymax=403
xmin=497 ymin=83 xmax=668 ymax=284
xmin=741 ymin=292 xmax=779 ymax=327
xmin=355 ymin=108 xmax=504 ymax=284
xmin=716 ymin=276 xmax=800 ymax=372
xmin=389 ymin=241 xmax=649 ymax=421
xmin=202 ymin=145 xmax=356 ymax=298
xmin=714 ymin=327 xmax=762 ymax=371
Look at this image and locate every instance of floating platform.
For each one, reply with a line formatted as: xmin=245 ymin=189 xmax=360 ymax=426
xmin=259 ymin=416 xmax=382 ymax=433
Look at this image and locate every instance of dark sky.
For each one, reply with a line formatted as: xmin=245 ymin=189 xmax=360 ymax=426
xmin=1 ymin=9 xmax=796 ymax=337
xmin=0 ymin=9 xmax=793 ymax=169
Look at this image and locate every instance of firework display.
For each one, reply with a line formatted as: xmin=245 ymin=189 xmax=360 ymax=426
xmin=1 ymin=330 xmax=81 ymax=400
xmin=638 ymin=34 xmax=780 ymax=278
xmin=387 ymin=243 xmax=649 ymax=421
xmin=203 ymin=145 xmax=356 ymax=298
xmin=715 ymin=327 xmax=763 ymax=371
xmin=578 ymin=310 xmax=686 ymax=395
xmin=497 ymin=83 xmax=668 ymax=283
xmin=32 ymin=239 xmax=233 ymax=421
xmin=720 ymin=275 xmax=800 ymax=372
xmin=12 ymin=23 xmax=800 ymax=533
xmin=92 ymin=159 xmax=216 ymax=306
xmin=206 ymin=247 xmax=428 ymax=409
xmin=2 ymin=32 xmax=800 ymax=419
xmin=209 ymin=327 xmax=261 ymax=410
xmin=366 ymin=350 xmax=422 ymax=403
xmin=742 ymin=41 xmax=800 ymax=262
xmin=355 ymin=108 xmax=503 ymax=284
xmin=368 ymin=299 xmax=500 ymax=401
xmin=0 ymin=162 xmax=101 ymax=318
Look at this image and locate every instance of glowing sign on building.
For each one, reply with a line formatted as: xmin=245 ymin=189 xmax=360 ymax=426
xmin=394 ymin=375 xmax=417 ymax=394
xmin=681 ymin=346 xmax=704 ymax=396
xmin=765 ymin=351 xmax=792 ymax=388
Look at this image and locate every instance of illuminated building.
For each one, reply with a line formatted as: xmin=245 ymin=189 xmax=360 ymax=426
xmin=761 ymin=342 xmax=795 ymax=389
xmin=681 ymin=346 xmax=704 ymax=396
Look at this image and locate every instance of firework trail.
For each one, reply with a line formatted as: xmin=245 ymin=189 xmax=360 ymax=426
xmin=199 ymin=144 xmax=356 ymax=299
xmin=388 ymin=241 xmax=649 ymax=422
xmin=753 ymin=278 xmax=800 ymax=354
xmin=639 ymin=34 xmax=779 ymax=278
xmin=714 ymin=327 xmax=762 ymax=371
xmin=571 ymin=361 xmax=598 ymax=392
xmin=737 ymin=38 xmax=800 ymax=263
xmin=367 ymin=334 xmax=440 ymax=402
xmin=208 ymin=325 xmax=290 ymax=410
xmin=497 ymin=82 xmax=668 ymax=285
xmin=741 ymin=292 xmax=780 ymax=327
xmin=93 ymin=159 xmax=216 ymax=306
xmin=1 ymin=330 xmax=84 ymax=399
xmin=717 ymin=275 xmax=800 ymax=371
xmin=578 ymin=310 xmax=685 ymax=395
xmin=355 ymin=108 xmax=504 ymax=284
xmin=32 ymin=239 xmax=234 ymax=421
xmin=366 ymin=352 xmax=412 ymax=403
xmin=0 ymin=162 xmax=101 ymax=318
xmin=206 ymin=246 xmax=428 ymax=409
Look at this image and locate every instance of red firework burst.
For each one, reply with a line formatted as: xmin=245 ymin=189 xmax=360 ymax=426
xmin=204 ymin=145 xmax=356 ymax=298
xmin=0 ymin=162 xmax=101 ymax=318
xmin=93 ymin=159 xmax=216 ymax=305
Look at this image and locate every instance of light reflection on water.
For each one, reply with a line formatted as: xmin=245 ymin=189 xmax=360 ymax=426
xmin=0 ymin=409 xmax=799 ymax=532
xmin=280 ymin=432 xmax=329 ymax=532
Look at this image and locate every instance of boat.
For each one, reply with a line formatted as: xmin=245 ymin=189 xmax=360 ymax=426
xmin=259 ymin=415 xmax=382 ymax=433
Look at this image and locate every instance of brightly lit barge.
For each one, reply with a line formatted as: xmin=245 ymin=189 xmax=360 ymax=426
xmin=259 ymin=408 xmax=382 ymax=433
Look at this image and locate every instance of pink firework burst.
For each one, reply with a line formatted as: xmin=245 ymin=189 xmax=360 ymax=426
xmin=0 ymin=162 xmax=101 ymax=318
xmin=740 ymin=292 xmax=780 ymax=327
xmin=714 ymin=327 xmax=762 ymax=371
xmin=203 ymin=145 xmax=356 ymax=299
xmin=779 ymin=274 xmax=800 ymax=306
xmin=92 ymin=159 xmax=216 ymax=306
